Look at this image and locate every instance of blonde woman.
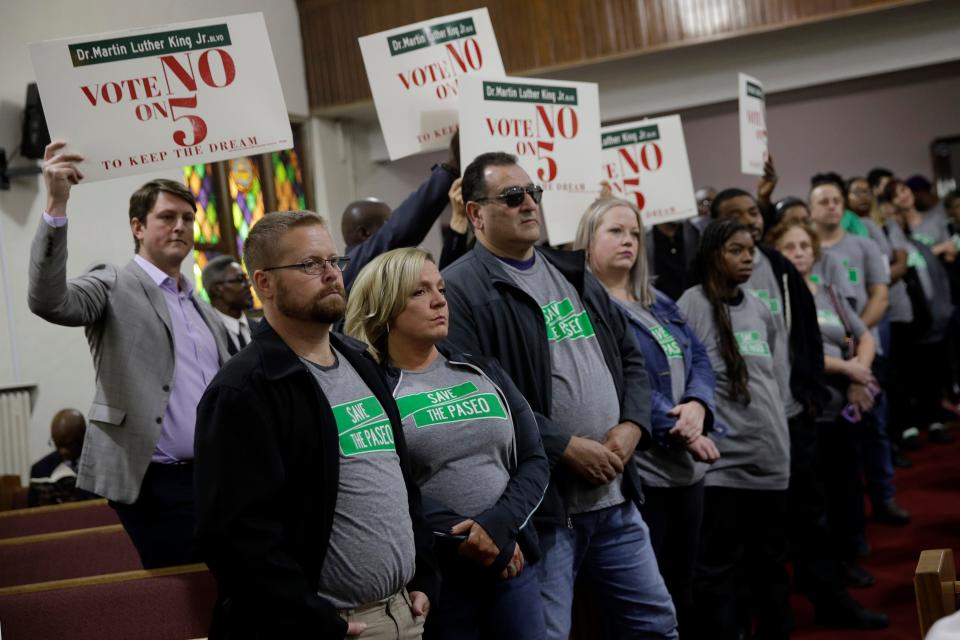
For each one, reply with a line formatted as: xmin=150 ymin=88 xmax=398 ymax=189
xmin=574 ymin=197 xmax=718 ymax=634
xmin=345 ymin=248 xmax=549 ymax=640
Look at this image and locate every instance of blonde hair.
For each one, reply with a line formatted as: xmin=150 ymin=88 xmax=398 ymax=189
xmin=574 ymin=197 xmax=655 ymax=308
xmin=344 ymin=247 xmax=432 ymax=362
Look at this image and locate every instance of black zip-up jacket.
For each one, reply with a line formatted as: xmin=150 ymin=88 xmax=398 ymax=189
xmin=758 ymin=244 xmax=830 ymax=416
xmin=194 ymin=322 xmax=438 ymax=640
xmin=382 ymin=346 xmax=549 ymax=572
xmin=442 ymin=244 xmax=653 ymax=527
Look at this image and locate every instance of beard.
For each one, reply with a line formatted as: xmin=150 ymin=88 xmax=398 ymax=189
xmin=275 ymin=278 xmax=346 ymax=324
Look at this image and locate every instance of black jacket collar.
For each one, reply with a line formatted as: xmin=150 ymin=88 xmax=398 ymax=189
xmin=251 ymin=318 xmax=369 ymax=382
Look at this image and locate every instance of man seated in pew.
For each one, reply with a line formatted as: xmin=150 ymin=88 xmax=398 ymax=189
xmin=28 ymin=408 xmax=97 ymax=507
xmin=28 ymin=142 xmax=231 ymax=568
xmin=195 ymin=210 xmax=437 ymax=639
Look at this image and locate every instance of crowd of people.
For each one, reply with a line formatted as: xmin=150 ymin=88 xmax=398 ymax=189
xmin=27 ymin=136 xmax=960 ymax=639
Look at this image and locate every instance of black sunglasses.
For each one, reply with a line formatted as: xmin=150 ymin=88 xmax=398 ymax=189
xmin=475 ymin=185 xmax=544 ymax=208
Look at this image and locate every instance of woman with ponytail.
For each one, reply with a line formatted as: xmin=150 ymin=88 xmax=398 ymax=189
xmin=677 ymin=219 xmax=793 ymax=640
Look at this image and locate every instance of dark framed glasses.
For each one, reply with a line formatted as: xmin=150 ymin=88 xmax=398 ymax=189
xmin=261 ymin=256 xmax=350 ymax=275
xmin=475 ymin=185 xmax=544 ymax=208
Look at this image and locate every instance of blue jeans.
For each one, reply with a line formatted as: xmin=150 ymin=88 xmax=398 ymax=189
xmin=425 ymin=545 xmax=546 ymax=640
xmin=856 ymin=393 xmax=896 ymax=507
xmin=535 ymin=501 xmax=678 ymax=639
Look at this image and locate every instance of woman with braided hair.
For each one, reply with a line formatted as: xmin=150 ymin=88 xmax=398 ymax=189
xmin=678 ymin=219 xmax=793 ymax=640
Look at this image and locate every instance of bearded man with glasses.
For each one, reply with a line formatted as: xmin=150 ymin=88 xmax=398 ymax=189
xmin=442 ymin=152 xmax=677 ymax=639
xmin=195 ymin=210 xmax=437 ymax=639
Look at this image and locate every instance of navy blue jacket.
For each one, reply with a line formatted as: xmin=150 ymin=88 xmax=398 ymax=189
xmin=617 ymin=290 xmax=717 ymax=446
xmin=344 ymin=165 xmax=456 ymax=290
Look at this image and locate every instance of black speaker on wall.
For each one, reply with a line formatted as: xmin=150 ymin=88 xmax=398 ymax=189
xmin=21 ymin=83 xmax=50 ymax=160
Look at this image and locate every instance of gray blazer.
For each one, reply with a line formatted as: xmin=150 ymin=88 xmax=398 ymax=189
xmin=28 ymin=220 xmax=230 ymax=503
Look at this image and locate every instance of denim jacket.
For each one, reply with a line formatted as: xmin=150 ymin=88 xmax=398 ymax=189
xmin=617 ymin=289 xmax=718 ymax=447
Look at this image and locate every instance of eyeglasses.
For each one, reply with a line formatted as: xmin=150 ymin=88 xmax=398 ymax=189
xmin=474 ymin=185 xmax=544 ymax=208
xmin=261 ymin=256 xmax=351 ymax=275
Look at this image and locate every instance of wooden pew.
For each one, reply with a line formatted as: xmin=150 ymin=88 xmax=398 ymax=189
xmin=915 ymin=548 xmax=960 ymax=638
xmin=0 ymin=563 xmax=215 ymax=639
xmin=0 ymin=524 xmax=141 ymax=587
xmin=0 ymin=499 xmax=118 ymax=539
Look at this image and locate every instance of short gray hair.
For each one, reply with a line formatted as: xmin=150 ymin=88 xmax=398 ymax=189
xmin=201 ymin=254 xmax=238 ymax=290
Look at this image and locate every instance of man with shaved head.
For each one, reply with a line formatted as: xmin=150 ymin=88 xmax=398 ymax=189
xmin=29 ymin=409 xmax=97 ymax=506
xmin=341 ymin=134 xmax=460 ymax=290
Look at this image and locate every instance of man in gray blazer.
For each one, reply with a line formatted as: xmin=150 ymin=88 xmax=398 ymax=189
xmin=28 ymin=141 xmax=230 ymax=568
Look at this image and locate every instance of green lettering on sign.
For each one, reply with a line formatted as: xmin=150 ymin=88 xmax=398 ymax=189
xmin=541 ymin=298 xmax=596 ymax=343
xmin=649 ymin=325 xmax=683 ymax=359
xmin=735 ymin=330 xmax=771 ymax=357
xmin=387 ymin=17 xmax=477 ymax=55
xmin=396 ymin=381 xmax=508 ymax=429
xmin=817 ymin=309 xmax=843 ymax=328
xmin=601 ymin=125 xmax=660 ymax=149
xmin=749 ymin=289 xmax=781 ymax=315
xmin=68 ymin=24 xmax=231 ymax=67
xmin=331 ymin=396 xmax=396 ymax=457
xmin=482 ymin=81 xmax=578 ymax=105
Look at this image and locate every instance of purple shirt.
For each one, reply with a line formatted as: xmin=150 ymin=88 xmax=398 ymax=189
xmin=133 ymin=255 xmax=221 ymax=463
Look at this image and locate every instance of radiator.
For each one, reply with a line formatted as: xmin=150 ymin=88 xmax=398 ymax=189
xmin=0 ymin=384 xmax=37 ymax=485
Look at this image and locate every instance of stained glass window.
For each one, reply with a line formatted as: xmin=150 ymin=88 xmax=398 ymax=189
xmin=228 ymin=157 xmax=265 ymax=257
xmin=183 ymin=164 xmax=221 ymax=245
xmin=191 ymin=249 xmax=221 ymax=304
xmin=272 ymin=149 xmax=307 ymax=212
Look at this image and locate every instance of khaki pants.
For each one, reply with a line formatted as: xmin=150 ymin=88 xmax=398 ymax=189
xmin=339 ymin=589 xmax=424 ymax=640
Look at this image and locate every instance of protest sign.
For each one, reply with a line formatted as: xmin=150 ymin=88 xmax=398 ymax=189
xmin=459 ymin=76 xmax=601 ymax=245
xmin=601 ymin=114 xmax=697 ymax=225
xmin=359 ymin=9 xmax=504 ymax=160
xmin=30 ymin=13 xmax=292 ymax=183
xmin=739 ymin=72 xmax=768 ymax=175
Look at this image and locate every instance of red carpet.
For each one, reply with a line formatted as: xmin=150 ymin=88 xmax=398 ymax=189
xmin=792 ymin=426 xmax=960 ymax=639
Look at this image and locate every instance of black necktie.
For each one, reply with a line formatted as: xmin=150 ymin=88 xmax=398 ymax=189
xmin=237 ymin=328 xmax=248 ymax=348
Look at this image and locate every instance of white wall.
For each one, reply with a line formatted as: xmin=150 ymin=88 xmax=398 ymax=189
xmin=0 ymin=0 xmax=308 ymax=471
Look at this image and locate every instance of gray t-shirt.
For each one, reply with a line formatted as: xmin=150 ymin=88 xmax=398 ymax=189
xmin=910 ymin=209 xmax=950 ymax=248
xmin=820 ymin=232 xmax=889 ymax=315
xmin=868 ymin=218 xmax=913 ymax=324
xmin=678 ymin=287 xmax=790 ymax=491
xmin=303 ymin=349 xmax=416 ymax=609
xmin=503 ymin=254 xmax=624 ymax=514
xmin=810 ymin=251 xmax=857 ymax=303
xmin=746 ymin=250 xmax=803 ymax=418
xmin=622 ymin=301 xmax=705 ymax=488
xmin=812 ymin=284 xmax=868 ymax=422
xmin=394 ymin=353 xmax=515 ymax=519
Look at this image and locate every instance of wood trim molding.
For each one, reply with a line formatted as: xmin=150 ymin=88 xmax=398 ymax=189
xmin=296 ymin=0 xmax=928 ymax=111
xmin=0 ymin=563 xmax=209 ymax=597
xmin=0 ymin=499 xmax=108 ymax=519
xmin=0 ymin=523 xmax=123 ymax=547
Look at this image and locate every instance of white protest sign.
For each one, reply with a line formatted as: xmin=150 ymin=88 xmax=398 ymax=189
xmin=459 ymin=76 xmax=601 ymax=246
xmin=359 ymin=9 xmax=504 ymax=161
xmin=29 ymin=13 xmax=292 ymax=183
xmin=738 ymin=72 xmax=767 ymax=175
xmin=600 ymin=115 xmax=697 ymax=225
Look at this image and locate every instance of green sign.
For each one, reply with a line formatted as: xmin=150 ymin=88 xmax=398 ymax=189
xmin=396 ymin=381 xmax=508 ymax=429
xmin=388 ymin=17 xmax=476 ymax=55
xmin=331 ymin=396 xmax=396 ymax=457
xmin=483 ymin=81 xmax=578 ymax=105
xmin=69 ymin=24 xmax=231 ymax=67
xmin=542 ymin=298 xmax=596 ymax=342
xmin=735 ymin=330 xmax=771 ymax=357
xmin=746 ymin=81 xmax=764 ymax=100
xmin=601 ymin=125 xmax=660 ymax=149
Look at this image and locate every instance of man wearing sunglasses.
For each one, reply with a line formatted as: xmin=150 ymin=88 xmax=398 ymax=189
xmin=442 ymin=152 xmax=677 ymax=639
xmin=202 ymin=255 xmax=255 ymax=356
xmin=195 ymin=211 xmax=437 ymax=639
